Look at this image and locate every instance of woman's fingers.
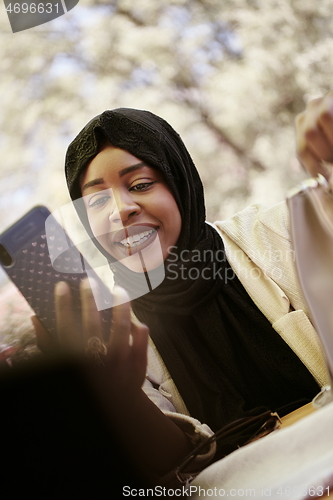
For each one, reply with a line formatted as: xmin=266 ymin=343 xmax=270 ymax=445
xmin=55 ymin=281 xmax=79 ymax=350
xmin=296 ymin=93 xmax=333 ymax=179
xmin=31 ymin=315 xmax=55 ymax=353
xmin=80 ymin=278 xmax=102 ymax=344
xmin=102 ymin=287 xmax=150 ymax=398
xmin=303 ymin=98 xmax=333 ymax=159
xmin=49 ymin=280 xmax=148 ymax=391
xmin=107 ymin=286 xmax=132 ymax=360
xmin=318 ymin=93 xmax=333 ymax=146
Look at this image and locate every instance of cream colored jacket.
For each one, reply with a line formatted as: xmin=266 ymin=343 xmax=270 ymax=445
xmin=142 ymin=201 xmax=329 ymax=477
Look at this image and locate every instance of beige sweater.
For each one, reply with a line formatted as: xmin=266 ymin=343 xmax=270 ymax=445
xmin=142 ymin=201 xmax=329 ymax=479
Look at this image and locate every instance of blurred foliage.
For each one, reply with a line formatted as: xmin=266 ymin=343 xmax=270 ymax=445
xmin=0 ymin=0 xmax=333 ymax=337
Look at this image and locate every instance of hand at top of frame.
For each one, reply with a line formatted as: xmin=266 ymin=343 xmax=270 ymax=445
xmin=296 ymin=91 xmax=333 ymax=181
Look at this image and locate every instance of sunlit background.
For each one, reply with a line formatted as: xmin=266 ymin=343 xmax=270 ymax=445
xmin=0 ymin=0 xmax=333 ymax=347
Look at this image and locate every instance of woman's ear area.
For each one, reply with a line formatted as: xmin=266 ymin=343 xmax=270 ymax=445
xmin=79 ymin=167 xmax=88 ymax=196
xmin=77 ymin=132 xmax=114 ymax=195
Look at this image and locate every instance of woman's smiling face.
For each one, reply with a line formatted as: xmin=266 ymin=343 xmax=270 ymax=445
xmin=80 ymin=144 xmax=182 ymax=272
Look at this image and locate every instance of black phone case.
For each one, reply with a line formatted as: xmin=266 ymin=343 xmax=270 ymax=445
xmin=0 ymin=206 xmax=112 ymax=340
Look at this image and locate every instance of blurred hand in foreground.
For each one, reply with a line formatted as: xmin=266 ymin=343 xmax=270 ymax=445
xmin=32 ymin=280 xmax=149 ymax=403
xmin=31 ymin=280 xmax=192 ymax=480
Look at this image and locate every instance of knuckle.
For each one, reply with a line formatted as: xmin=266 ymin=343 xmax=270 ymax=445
xmin=117 ymin=319 xmax=129 ymax=333
xmin=319 ymin=108 xmax=333 ymax=126
xmin=304 ymin=126 xmax=319 ymax=141
xmin=111 ymin=315 xmax=129 ymax=335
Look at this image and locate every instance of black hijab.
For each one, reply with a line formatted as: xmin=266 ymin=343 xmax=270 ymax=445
xmin=65 ymin=109 xmax=319 ymax=438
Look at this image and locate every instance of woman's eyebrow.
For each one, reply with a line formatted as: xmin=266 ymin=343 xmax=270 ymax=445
xmin=81 ymin=178 xmax=104 ymax=193
xmin=82 ymin=162 xmax=147 ymax=192
xmin=118 ymin=162 xmax=146 ymax=177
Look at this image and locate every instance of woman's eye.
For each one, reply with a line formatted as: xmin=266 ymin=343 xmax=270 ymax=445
xmin=130 ymin=181 xmax=155 ymax=192
xmin=88 ymin=195 xmax=111 ymax=208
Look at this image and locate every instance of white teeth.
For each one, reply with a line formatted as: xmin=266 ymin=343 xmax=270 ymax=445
xmin=119 ymin=229 xmax=154 ymax=248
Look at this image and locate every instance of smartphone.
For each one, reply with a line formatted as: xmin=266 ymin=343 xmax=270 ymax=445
xmin=0 ymin=206 xmax=112 ymax=340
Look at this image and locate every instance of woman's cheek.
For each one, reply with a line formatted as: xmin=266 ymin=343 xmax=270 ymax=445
xmin=88 ymin=214 xmax=105 ymax=238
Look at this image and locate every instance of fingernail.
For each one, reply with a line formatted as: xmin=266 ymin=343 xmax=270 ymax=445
xmin=112 ymin=286 xmax=129 ymax=307
xmin=55 ymin=281 xmax=70 ymax=296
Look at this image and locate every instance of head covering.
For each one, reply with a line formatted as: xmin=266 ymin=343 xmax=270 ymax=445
xmin=66 ymin=109 xmax=204 ymax=252
xmin=65 ymin=109 xmax=225 ymax=312
xmin=65 ymin=109 xmax=319 ymax=447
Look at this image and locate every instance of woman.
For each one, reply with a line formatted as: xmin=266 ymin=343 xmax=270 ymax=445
xmin=34 ymin=92 xmax=333 ymax=484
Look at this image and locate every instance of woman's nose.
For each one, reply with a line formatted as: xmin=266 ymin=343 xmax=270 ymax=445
xmin=109 ymin=191 xmax=141 ymax=223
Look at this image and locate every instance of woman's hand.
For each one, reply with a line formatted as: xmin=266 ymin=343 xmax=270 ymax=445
xmin=32 ymin=279 xmax=149 ymax=403
xmin=296 ymin=91 xmax=333 ymax=180
xmin=32 ymin=280 xmax=193 ymax=480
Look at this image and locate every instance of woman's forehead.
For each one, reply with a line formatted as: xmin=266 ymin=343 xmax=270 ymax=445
xmin=79 ymin=145 xmax=161 ymax=191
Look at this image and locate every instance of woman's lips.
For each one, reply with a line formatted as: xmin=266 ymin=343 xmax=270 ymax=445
xmin=119 ymin=228 xmax=154 ymax=246
xmin=111 ymin=225 xmax=159 ymax=257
